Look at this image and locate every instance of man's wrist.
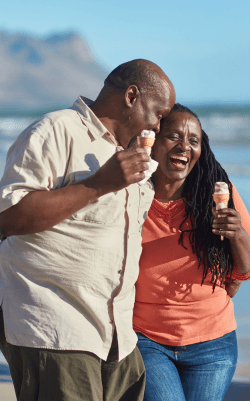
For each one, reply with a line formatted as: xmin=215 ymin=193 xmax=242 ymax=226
xmin=81 ymin=175 xmax=109 ymax=200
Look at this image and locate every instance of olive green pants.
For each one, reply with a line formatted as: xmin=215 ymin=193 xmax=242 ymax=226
xmin=0 ymin=309 xmax=145 ymax=401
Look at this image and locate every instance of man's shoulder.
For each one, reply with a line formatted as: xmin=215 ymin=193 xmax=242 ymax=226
xmin=43 ymin=107 xmax=81 ymax=128
xmin=8 ymin=108 xmax=88 ymax=160
xmin=24 ymin=108 xmax=86 ymax=142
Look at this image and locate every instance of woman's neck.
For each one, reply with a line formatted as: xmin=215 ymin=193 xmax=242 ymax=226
xmin=154 ymin=178 xmax=184 ymax=203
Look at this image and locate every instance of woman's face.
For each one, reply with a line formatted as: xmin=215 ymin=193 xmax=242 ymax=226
xmin=152 ymin=111 xmax=202 ymax=185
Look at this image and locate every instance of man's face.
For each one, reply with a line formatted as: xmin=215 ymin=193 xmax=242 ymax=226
xmin=123 ymin=83 xmax=175 ymax=148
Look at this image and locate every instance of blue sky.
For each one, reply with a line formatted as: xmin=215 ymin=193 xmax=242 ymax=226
xmin=1 ymin=0 xmax=250 ymax=104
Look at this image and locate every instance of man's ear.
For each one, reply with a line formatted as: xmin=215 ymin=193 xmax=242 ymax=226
xmin=124 ymin=85 xmax=140 ymax=108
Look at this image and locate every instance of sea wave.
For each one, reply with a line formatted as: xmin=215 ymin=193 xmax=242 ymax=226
xmin=220 ymin=164 xmax=250 ymax=176
xmin=0 ymin=117 xmax=34 ymax=137
xmin=0 ymin=115 xmax=250 ymax=180
xmin=200 ymin=114 xmax=250 ymax=144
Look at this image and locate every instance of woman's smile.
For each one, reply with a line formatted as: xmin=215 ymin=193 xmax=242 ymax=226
xmin=168 ymin=153 xmax=189 ymax=170
xmin=153 ymin=111 xmax=202 ymax=185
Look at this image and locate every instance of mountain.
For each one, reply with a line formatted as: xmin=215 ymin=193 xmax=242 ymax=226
xmin=0 ymin=32 xmax=109 ymax=111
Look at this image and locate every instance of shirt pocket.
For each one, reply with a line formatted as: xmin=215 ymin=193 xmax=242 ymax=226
xmin=137 ymin=183 xmax=154 ymax=227
xmin=72 ymin=193 xmax=119 ymax=224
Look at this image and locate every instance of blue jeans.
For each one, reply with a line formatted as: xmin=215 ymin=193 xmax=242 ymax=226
xmin=137 ymin=331 xmax=237 ymax=401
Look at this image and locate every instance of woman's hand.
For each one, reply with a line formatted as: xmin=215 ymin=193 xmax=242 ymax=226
xmin=212 ymin=207 xmax=243 ymax=240
xmin=212 ymin=207 xmax=250 ymax=275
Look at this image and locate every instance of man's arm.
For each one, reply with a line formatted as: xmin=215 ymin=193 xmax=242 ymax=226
xmin=224 ymin=277 xmax=242 ymax=298
xmin=0 ymin=148 xmax=149 ymax=237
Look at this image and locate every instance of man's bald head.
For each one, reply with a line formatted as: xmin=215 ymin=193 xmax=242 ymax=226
xmin=104 ymin=59 xmax=174 ymax=99
xmin=91 ymin=59 xmax=175 ymax=148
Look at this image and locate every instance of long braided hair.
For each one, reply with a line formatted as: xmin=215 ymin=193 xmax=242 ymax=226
xmin=158 ymin=104 xmax=235 ymax=290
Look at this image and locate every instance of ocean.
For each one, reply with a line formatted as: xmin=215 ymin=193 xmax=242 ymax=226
xmin=0 ymin=107 xmax=250 ymax=383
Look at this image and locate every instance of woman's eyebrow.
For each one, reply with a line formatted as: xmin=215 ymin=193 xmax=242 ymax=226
xmin=165 ymin=128 xmax=182 ymax=134
xmin=189 ymin=132 xmax=201 ymax=138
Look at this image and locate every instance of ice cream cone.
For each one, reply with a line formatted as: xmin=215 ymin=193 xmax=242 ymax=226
xmin=212 ymin=193 xmax=230 ymax=209
xmin=213 ymin=182 xmax=230 ymax=240
xmin=137 ymin=130 xmax=155 ymax=155
xmin=136 ymin=130 xmax=158 ymax=185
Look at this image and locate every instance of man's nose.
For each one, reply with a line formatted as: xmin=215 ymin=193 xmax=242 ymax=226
xmin=154 ymin=121 xmax=161 ymax=134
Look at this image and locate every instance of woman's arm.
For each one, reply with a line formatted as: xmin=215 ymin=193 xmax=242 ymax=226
xmin=212 ymin=207 xmax=250 ymax=275
xmin=212 ymin=184 xmax=250 ymax=276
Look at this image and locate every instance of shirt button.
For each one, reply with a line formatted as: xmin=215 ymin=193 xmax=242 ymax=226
xmin=141 ymin=192 xmax=145 ymax=196
xmin=118 ymin=270 xmax=122 ymax=274
xmin=109 ymin=319 xmax=114 ymax=324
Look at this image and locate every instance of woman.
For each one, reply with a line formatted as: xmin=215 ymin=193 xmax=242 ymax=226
xmin=133 ymin=104 xmax=250 ymax=401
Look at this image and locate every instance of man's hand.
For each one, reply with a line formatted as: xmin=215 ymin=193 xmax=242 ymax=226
xmin=224 ymin=277 xmax=242 ymax=298
xmin=85 ymin=148 xmax=150 ymax=197
xmin=0 ymin=148 xmax=150 ymax=237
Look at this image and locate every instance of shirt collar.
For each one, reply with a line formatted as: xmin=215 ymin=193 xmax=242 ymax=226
xmin=71 ymin=96 xmax=108 ymax=140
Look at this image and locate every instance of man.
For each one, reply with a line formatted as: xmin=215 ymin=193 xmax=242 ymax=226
xmin=0 ymin=59 xmax=175 ymax=400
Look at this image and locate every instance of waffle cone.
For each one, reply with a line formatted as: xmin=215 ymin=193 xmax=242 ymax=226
xmin=137 ymin=136 xmax=155 ymax=148
xmin=212 ymin=193 xmax=230 ymax=206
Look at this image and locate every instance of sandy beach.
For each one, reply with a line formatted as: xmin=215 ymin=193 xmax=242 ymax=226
xmin=0 ymin=363 xmax=249 ymax=401
xmin=0 ymin=383 xmax=15 ymax=401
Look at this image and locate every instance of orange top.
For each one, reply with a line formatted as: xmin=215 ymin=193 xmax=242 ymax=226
xmin=133 ymin=185 xmax=250 ymax=346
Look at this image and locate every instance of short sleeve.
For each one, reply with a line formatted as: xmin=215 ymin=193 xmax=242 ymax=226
xmin=231 ymin=184 xmax=250 ymax=280
xmin=0 ymin=117 xmax=70 ymax=214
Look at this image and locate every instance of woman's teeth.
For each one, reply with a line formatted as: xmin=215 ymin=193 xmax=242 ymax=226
xmin=170 ymin=155 xmax=188 ymax=165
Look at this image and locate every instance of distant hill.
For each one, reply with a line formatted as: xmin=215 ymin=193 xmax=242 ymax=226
xmin=0 ymin=31 xmax=109 ymax=111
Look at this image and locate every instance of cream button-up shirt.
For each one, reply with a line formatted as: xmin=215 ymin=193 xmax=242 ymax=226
xmin=0 ymin=97 xmax=154 ymax=361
